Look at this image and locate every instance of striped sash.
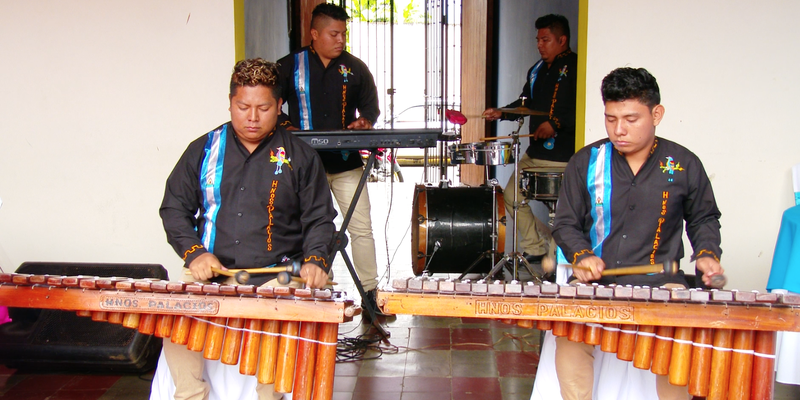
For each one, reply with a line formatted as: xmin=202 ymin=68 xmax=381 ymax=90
xmin=587 ymin=142 xmax=613 ymax=257
xmin=294 ymin=51 xmax=314 ymax=130
xmin=199 ymin=125 xmax=228 ymax=253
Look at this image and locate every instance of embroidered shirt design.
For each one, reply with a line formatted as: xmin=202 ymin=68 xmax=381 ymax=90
xmin=659 ymin=156 xmax=684 ymax=182
xmin=338 ymin=65 xmax=352 ymax=83
xmin=269 ymin=147 xmax=292 ymax=175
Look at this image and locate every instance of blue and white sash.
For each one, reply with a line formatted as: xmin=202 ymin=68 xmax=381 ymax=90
xmin=294 ymin=51 xmax=314 ymax=130
xmin=528 ymin=59 xmax=545 ymax=95
xmin=199 ymin=125 xmax=228 ymax=253
xmin=587 ymin=143 xmax=613 ymax=257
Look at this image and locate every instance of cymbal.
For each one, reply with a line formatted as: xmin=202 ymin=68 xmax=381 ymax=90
xmin=495 ymin=107 xmax=549 ymax=116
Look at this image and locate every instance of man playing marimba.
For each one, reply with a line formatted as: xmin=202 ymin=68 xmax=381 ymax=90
xmin=158 ymin=58 xmax=336 ymax=399
xmin=550 ymin=67 xmax=725 ymax=399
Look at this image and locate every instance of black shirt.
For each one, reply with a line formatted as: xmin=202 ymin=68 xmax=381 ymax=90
xmin=501 ymin=49 xmax=578 ymax=162
xmin=278 ymin=47 xmax=380 ymax=174
xmin=552 ymin=137 xmax=722 ymax=287
xmin=159 ymin=123 xmax=337 ymax=283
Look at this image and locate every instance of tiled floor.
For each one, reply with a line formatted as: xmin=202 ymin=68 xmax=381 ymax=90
xmin=2 ymin=177 xmax=800 ymax=399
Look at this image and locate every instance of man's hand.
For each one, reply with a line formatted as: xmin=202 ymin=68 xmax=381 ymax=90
xmin=346 ymin=117 xmax=373 ymax=130
xmin=482 ymin=108 xmax=502 ymax=121
xmin=188 ymin=252 xmax=226 ymax=281
xmin=299 ymin=262 xmax=329 ymax=289
xmin=695 ymin=257 xmax=724 ymax=286
xmin=532 ymin=121 xmax=555 ymax=140
xmin=574 ymin=255 xmax=604 ymax=283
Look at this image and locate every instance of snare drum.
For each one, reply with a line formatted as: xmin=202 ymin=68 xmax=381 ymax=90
xmin=474 ymin=142 xmax=513 ymax=165
xmin=447 ymin=143 xmax=477 ymax=164
xmin=520 ymin=168 xmax=564 ymax=201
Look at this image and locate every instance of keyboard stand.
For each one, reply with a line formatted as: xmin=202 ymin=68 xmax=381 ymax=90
xmin=329 ymin=150 xmax=390 ymax=339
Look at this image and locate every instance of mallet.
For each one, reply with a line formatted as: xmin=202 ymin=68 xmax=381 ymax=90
xmin=276 ymin=271 xmax=337 ymax=287
xmin=542 ymin=257 xmax=727 ymax=288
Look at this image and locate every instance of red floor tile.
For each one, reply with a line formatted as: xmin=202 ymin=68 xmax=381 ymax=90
xmin=452 ymin=392 xmax=502 ymax=400
xmin=353 ymin=376 xmax=403 ymax=393
xmin=3 ymin=375 xmax=76 ymax=394
xmin=495 ymin=351 xmax=539 ymax=377
xmin=408 ymin=327 xmax=451 ymax=350
xmin=451 ymin=377 xmax=501 ymax=394
xmin=402 ymin=376 xmax=451 ymax=392
xmin=61 ymin=375 xmax=120 ymax=390
xmin=400 ymin=392 xmax=449 ymax=400
xmin=50 ymin=389 xmax=107 ymax=400
xmin=351 ymin=391 xmax=401 ymax=400
xmin=450 ymin=327 xmax=494 ymax=350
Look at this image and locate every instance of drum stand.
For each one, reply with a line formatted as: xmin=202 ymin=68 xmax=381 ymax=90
xmin=484 ymin=118 xmax=543 ymax=282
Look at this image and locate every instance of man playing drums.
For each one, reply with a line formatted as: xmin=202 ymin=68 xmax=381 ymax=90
xmin=483 ymin=14 xmax=578 ymax=270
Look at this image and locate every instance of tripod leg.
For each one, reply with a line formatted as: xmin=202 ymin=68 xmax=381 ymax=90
xmin=458 ymin=250 xmax=491 ymax=280
xmin=517 ymin=254 xmax=544 ymax=283
xmin=485 ymin=255 xmax=509 ymax=281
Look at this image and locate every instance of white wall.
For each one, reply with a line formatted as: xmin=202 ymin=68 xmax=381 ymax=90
xmin=0 ymin=1 xmax=235 ymax=280
xmin=586 ymin=1 xmax=800 ymax=290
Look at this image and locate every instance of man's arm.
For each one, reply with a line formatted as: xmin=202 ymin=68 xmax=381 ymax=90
xmin=683 ymin=157 xmax=724 ymax=284
xmin=296 ymin=146 xmax=337 ymax=287
xmin=159 ymin=142 xmax=209 ymax=269
xmin=543 ymin=56 xmax=577 ymax=140
xmin=484 ymin=65 xmax=535 ymax=121
xmin=350 ymin=61 xmax=379 ymax=129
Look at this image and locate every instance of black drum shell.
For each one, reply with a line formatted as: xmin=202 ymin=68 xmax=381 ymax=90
xmin=411 ymin=185 xmax=505 ymax=275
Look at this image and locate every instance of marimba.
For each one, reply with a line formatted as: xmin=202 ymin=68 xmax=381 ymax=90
xmin=378 ymin=277 xmax=800 ymax=400
xmin=0 ymin=273 xmax=360 ymax=400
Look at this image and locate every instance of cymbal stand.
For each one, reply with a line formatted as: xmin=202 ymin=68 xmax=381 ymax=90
xmin=484 ymin=118 xmax=542 ymax=282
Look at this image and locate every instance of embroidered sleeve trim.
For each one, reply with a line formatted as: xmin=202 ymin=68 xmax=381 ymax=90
xmin=696 ymin=250 xmax=720 ymax=262
xmin=182 ymin=244 xmax=204 ymax=260
xmin=305 ymin=255 xmax=328 ymax=269
xmin=571 ymin=249 xmax=595 ymax=264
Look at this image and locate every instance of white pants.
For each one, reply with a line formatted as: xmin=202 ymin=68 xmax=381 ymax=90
xmin=327 ymin=167 xmax=379 ymax=292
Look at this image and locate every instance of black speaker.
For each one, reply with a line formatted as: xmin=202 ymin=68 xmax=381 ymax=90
xmin=0 ymin=262 xmax=168 ymax=372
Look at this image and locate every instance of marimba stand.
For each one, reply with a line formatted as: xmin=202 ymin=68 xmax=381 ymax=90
xmin=329 ymin=150 xmax=390 ymax=339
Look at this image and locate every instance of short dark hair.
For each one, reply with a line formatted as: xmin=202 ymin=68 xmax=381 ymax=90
xmin=229 ymin=58 xmax=281 ymax=100
xmin=601 ymin=67 xmax=661 ymax=109
xmin=311 ymin=3 xmax=349 ymax=30
xmin=535 ymin=14 xmax=570 ymax=42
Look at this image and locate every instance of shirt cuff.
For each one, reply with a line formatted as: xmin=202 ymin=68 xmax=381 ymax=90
xmin=304 ymin=255 xmax=330 ymax=274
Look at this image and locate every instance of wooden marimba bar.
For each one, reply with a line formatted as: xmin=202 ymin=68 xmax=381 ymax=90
xmin=378 ymin=277 xmax=800 ymax=400
xmin=0 ymin=273 xmax=360 ymax=400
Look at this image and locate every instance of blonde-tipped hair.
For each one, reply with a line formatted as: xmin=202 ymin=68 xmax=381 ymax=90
xmin=229 ymin=58 xmax=281 ymax=99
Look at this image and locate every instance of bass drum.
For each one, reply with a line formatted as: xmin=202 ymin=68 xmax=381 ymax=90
xmin=412 ymin=185 xmax=506 ymax=276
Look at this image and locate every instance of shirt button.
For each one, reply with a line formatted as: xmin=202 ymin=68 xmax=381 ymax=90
xmin=616 ymin=261 xmax=621 ymax=265
xmin=629 ymin=205 xmax=635 ymax=210
xmin=622 ymin=234 xmax=627 ymax=239
xmin=631 ymin=182 xmax=636 ymax=187
xmin=235 ymin=240 xmax=241 ymax=245
xmin=237 ymin=212 xmax=243 ymax=217
xmin=240 ymin=187 xmax=245 ymax=191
